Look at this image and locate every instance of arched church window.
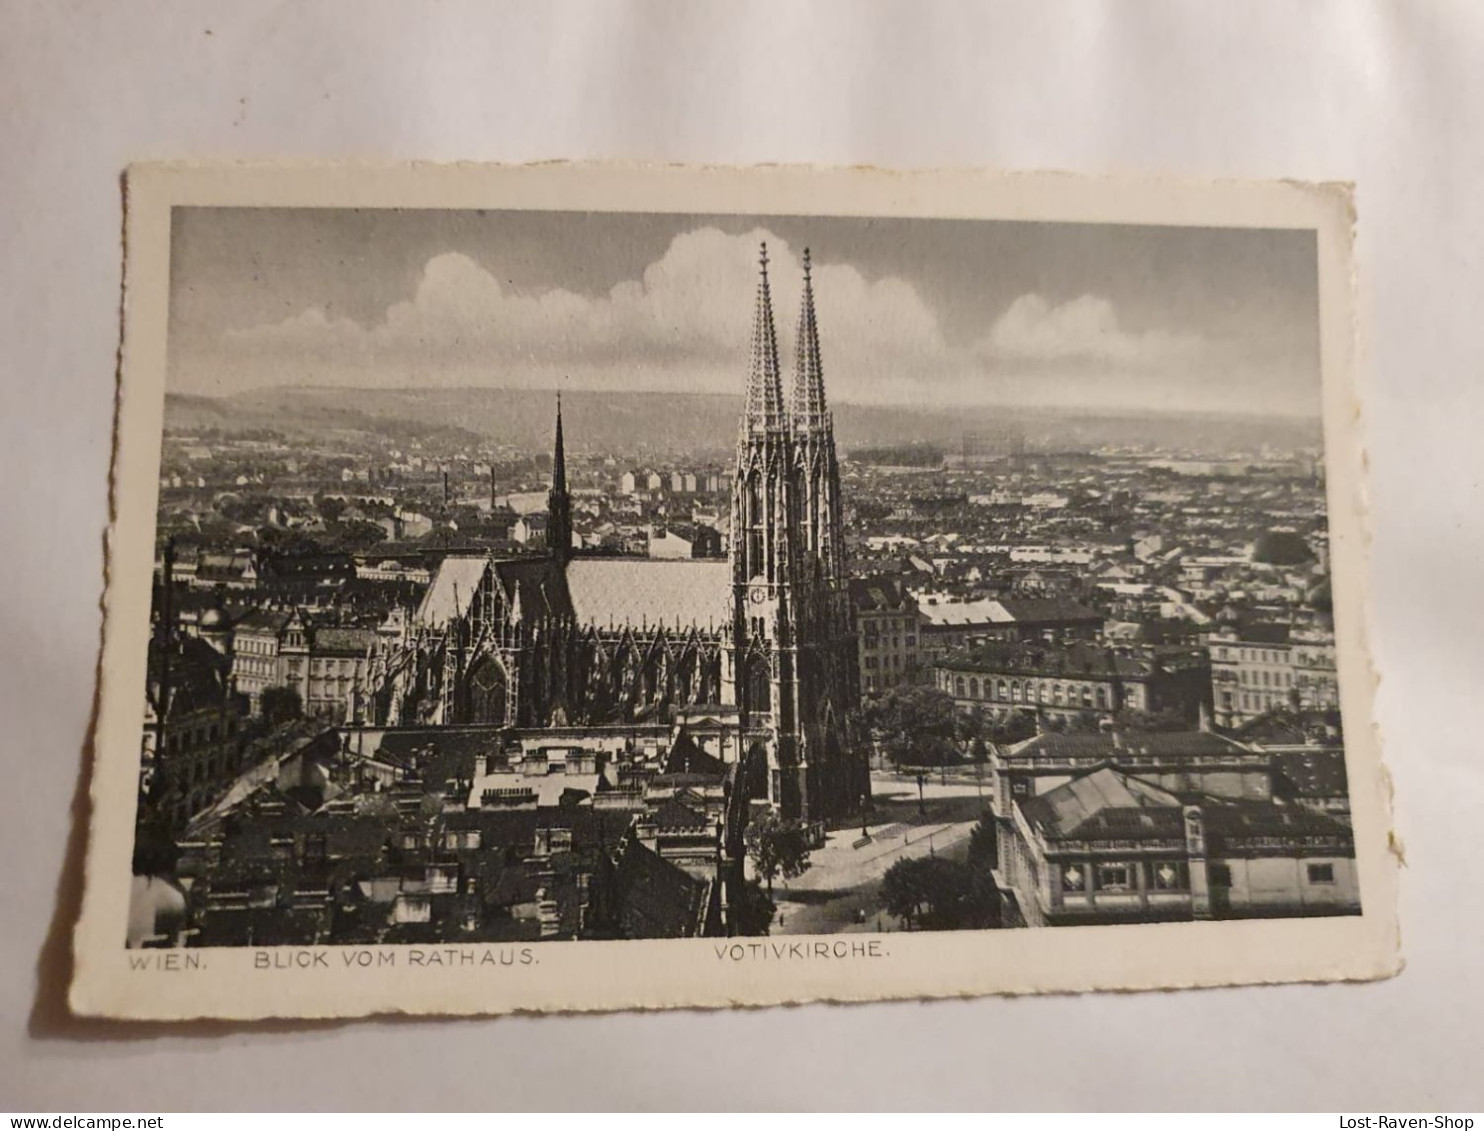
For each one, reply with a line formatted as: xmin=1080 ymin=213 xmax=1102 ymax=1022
xmin=747 ymin=471 xmax=765 ymax=580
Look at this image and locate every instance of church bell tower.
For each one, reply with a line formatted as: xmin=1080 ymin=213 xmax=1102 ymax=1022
xmin=729 ymin=242 xmax=863 ymax=822
xmin=731 ymin=243 xmax=805 ymax=814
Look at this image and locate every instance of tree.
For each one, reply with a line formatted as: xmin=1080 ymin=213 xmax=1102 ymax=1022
xmin=260 ymin=685 xmax=303 ymax=728
xmin=1116 ymin=707 xmax=1190 ymax=733
xmin=881 ymin=856 xmax=1001 ymax=931
xmin=967 ymin=812 xmax=999 ymax=872
xmin=745 ymin=811 xmax=814 ymax=896
xmin=325 ymin=518 xmax=389 ymax=552
xmin=865 ymin=686 xmax=961 ymax=770
xmin=732 ymin=879 xmax=777 ymax=936
xmin=983 ymin=710 xmax=1037 ymax=746
xmin=1066 ymin=709 xmax=1104 ymax=734
xmin=316 ymin=494 xmax=346 ymax=525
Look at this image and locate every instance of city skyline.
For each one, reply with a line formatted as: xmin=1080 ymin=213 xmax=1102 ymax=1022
xmin=168 ymin=208 xmax=1323 ymax=418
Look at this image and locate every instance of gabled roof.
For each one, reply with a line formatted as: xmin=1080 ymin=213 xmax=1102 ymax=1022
xmin=1005 ymin=730 xmax=1253 ymax=762
xmin=416 ymin=555 xmax=489 ymax=628
xmin=1235 ymin=708 xmax=1342 ymax=747
xmin=848 ymin=575 xmax=914 ymax=613
xmin=234 ymin=608 xmax=292 ymax=635
xmin=1203 ymin=802 xmax=1353 ymax=850
xmin=615 ymin=837 xmax=709 ymax=939
xmin=1231 ymin=622 xmax=1293 ymax=645
xmin=994 ymin=596 xmax=1104 ymax=624
xmin=647 ymin=799 xmax=711 ymax=831
xmin=917 ymin=597 xmax=1007 ymax=627
xmin=1019 ymin=766 xmax=1183 ymax=842
xmin=312 ymin=626 xmax=377 ymax=655
xmin=661 ymin=729 xmax=727 ymax=778
xmin=492 ymin=558 xmax=572 ymax=622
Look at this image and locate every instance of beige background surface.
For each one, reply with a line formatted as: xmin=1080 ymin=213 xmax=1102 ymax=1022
xmin=1 ymin=0 xmax=1477 ymax=1111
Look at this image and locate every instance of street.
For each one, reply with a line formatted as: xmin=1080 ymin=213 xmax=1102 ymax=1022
xmin=766 ymin=768 xmax=991 ymax=935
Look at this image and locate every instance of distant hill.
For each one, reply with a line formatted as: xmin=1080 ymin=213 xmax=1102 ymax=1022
xmin=164 ymin=386 xmax=1324 ymax=459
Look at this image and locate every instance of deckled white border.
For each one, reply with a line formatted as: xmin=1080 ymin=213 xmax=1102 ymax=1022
xmin=70 ymin=162 xmax=1397 ymax=1020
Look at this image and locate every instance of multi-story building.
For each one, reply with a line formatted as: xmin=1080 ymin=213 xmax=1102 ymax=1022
xmin=934 ymin=641 xmax=1210 ymax=723
xmin=1209 ymin=625 xmax=1339 ymax=727
xmin=917 ymin=595 xmax=1103 ymax=667
xmin=277 ymin=611 xmax=377 ymax=722
xmin=201 ymin=607 xmax=377 ymax=722
xmin=850 ymin=575 xmax=920 ymax=696
xmin=141 ymin=630 xmax=246 ymax=829
xmin=226 ymin=609 xmax=290 ymax=713
xmin=999 ymin=764 xmax=1359 ymax=926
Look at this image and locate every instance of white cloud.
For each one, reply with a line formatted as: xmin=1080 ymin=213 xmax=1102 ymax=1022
xmin=214 ymin=228 xmax=951 ymax=403
xmin=980 ymin=293 xmax=1206 ymax=366
xmin=185 ymin=232 xmax=1307 ymax=414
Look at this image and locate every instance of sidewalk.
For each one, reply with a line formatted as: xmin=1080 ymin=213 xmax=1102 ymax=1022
xmin=766 ymin=771 xmax=990 ymax=935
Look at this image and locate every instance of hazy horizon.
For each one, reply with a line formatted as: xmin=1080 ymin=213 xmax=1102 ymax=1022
xmin=168 ymin=208 xmax=1323 ymax=418
xmin=168 ymin=381 xmax=1323 ymax=423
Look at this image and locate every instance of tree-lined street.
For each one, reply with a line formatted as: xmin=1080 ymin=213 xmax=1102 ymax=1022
xmin=766 ymin=769 xmax=992 ymax=935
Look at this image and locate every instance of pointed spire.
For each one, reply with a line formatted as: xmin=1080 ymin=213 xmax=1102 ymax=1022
xmin=547 ymin=390 xmax=572 ymax=565
xmin=743 ymin=242 xmax=785 ymax=436
xmin=552 ymin=391 xmax=567 ymax=487
xmin=791 ymin=247 xmax=828 ymax=434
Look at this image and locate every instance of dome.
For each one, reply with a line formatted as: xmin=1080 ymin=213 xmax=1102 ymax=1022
xmin=199 ymin=606 xmax=227 ymax=629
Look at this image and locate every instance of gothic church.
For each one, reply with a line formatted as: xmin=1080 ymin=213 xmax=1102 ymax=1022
xmin=365 ymin=245 xmax=865 ymax=821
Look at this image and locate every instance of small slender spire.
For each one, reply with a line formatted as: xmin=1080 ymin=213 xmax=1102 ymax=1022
xmin=547 ymin=390 xmax=572 ymax=565
xmin=552 ymin=391 xmax=566 ymax=486
xmin=743 ymin=242 xmax=785 ymax=436
xmin=791 ymin=247 xmax=828 ymax=434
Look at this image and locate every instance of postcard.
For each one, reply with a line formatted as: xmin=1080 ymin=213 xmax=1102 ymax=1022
xmin=70 ymin=162 xmax=1397 ymax=1019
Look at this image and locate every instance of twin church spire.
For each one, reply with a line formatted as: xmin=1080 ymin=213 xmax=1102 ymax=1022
xmin=743 ymin=242 xmax=831 ymax=440
xmin=550 ymin=241 xmax=839 ymax=580
xmin=734 ymin=240 xmax=845 ymax=590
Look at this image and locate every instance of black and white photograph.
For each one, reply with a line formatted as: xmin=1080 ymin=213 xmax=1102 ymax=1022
xmin=69 ymin=163 xmax=1392 ymax=1021
xmin=15 ymin=3 xmax=1484 ymax=1116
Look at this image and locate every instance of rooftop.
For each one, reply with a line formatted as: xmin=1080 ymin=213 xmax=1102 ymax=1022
xmin=1004 ymin=730 xmax=1256 ymax=762
xmin=940 ymin=641 xmax=1157 ymax=679
xmin=565 ymin=558 xmax=731 ymax=631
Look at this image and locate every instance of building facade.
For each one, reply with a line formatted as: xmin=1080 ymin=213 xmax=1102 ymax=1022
xmin=1000 ymin=764 xmax=1359 ymax=926
xmin=1209 ymin=626 xmax=1339 ymax=727
xmin=935 ymin=642 xmax=1211 ymax=723
xmin=917 ymin=595 xmax=1103 ymax=668
xmin=850 ymin=575 xmax=921 ymax=696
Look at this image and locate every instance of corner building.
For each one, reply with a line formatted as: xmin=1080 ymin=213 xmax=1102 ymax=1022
xmin=366 ymin=245 xmax=865 ymax=822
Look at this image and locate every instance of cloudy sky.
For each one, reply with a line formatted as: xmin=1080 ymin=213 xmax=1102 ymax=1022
xmin=167 ymin=207 xmax=1321 ymax=417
